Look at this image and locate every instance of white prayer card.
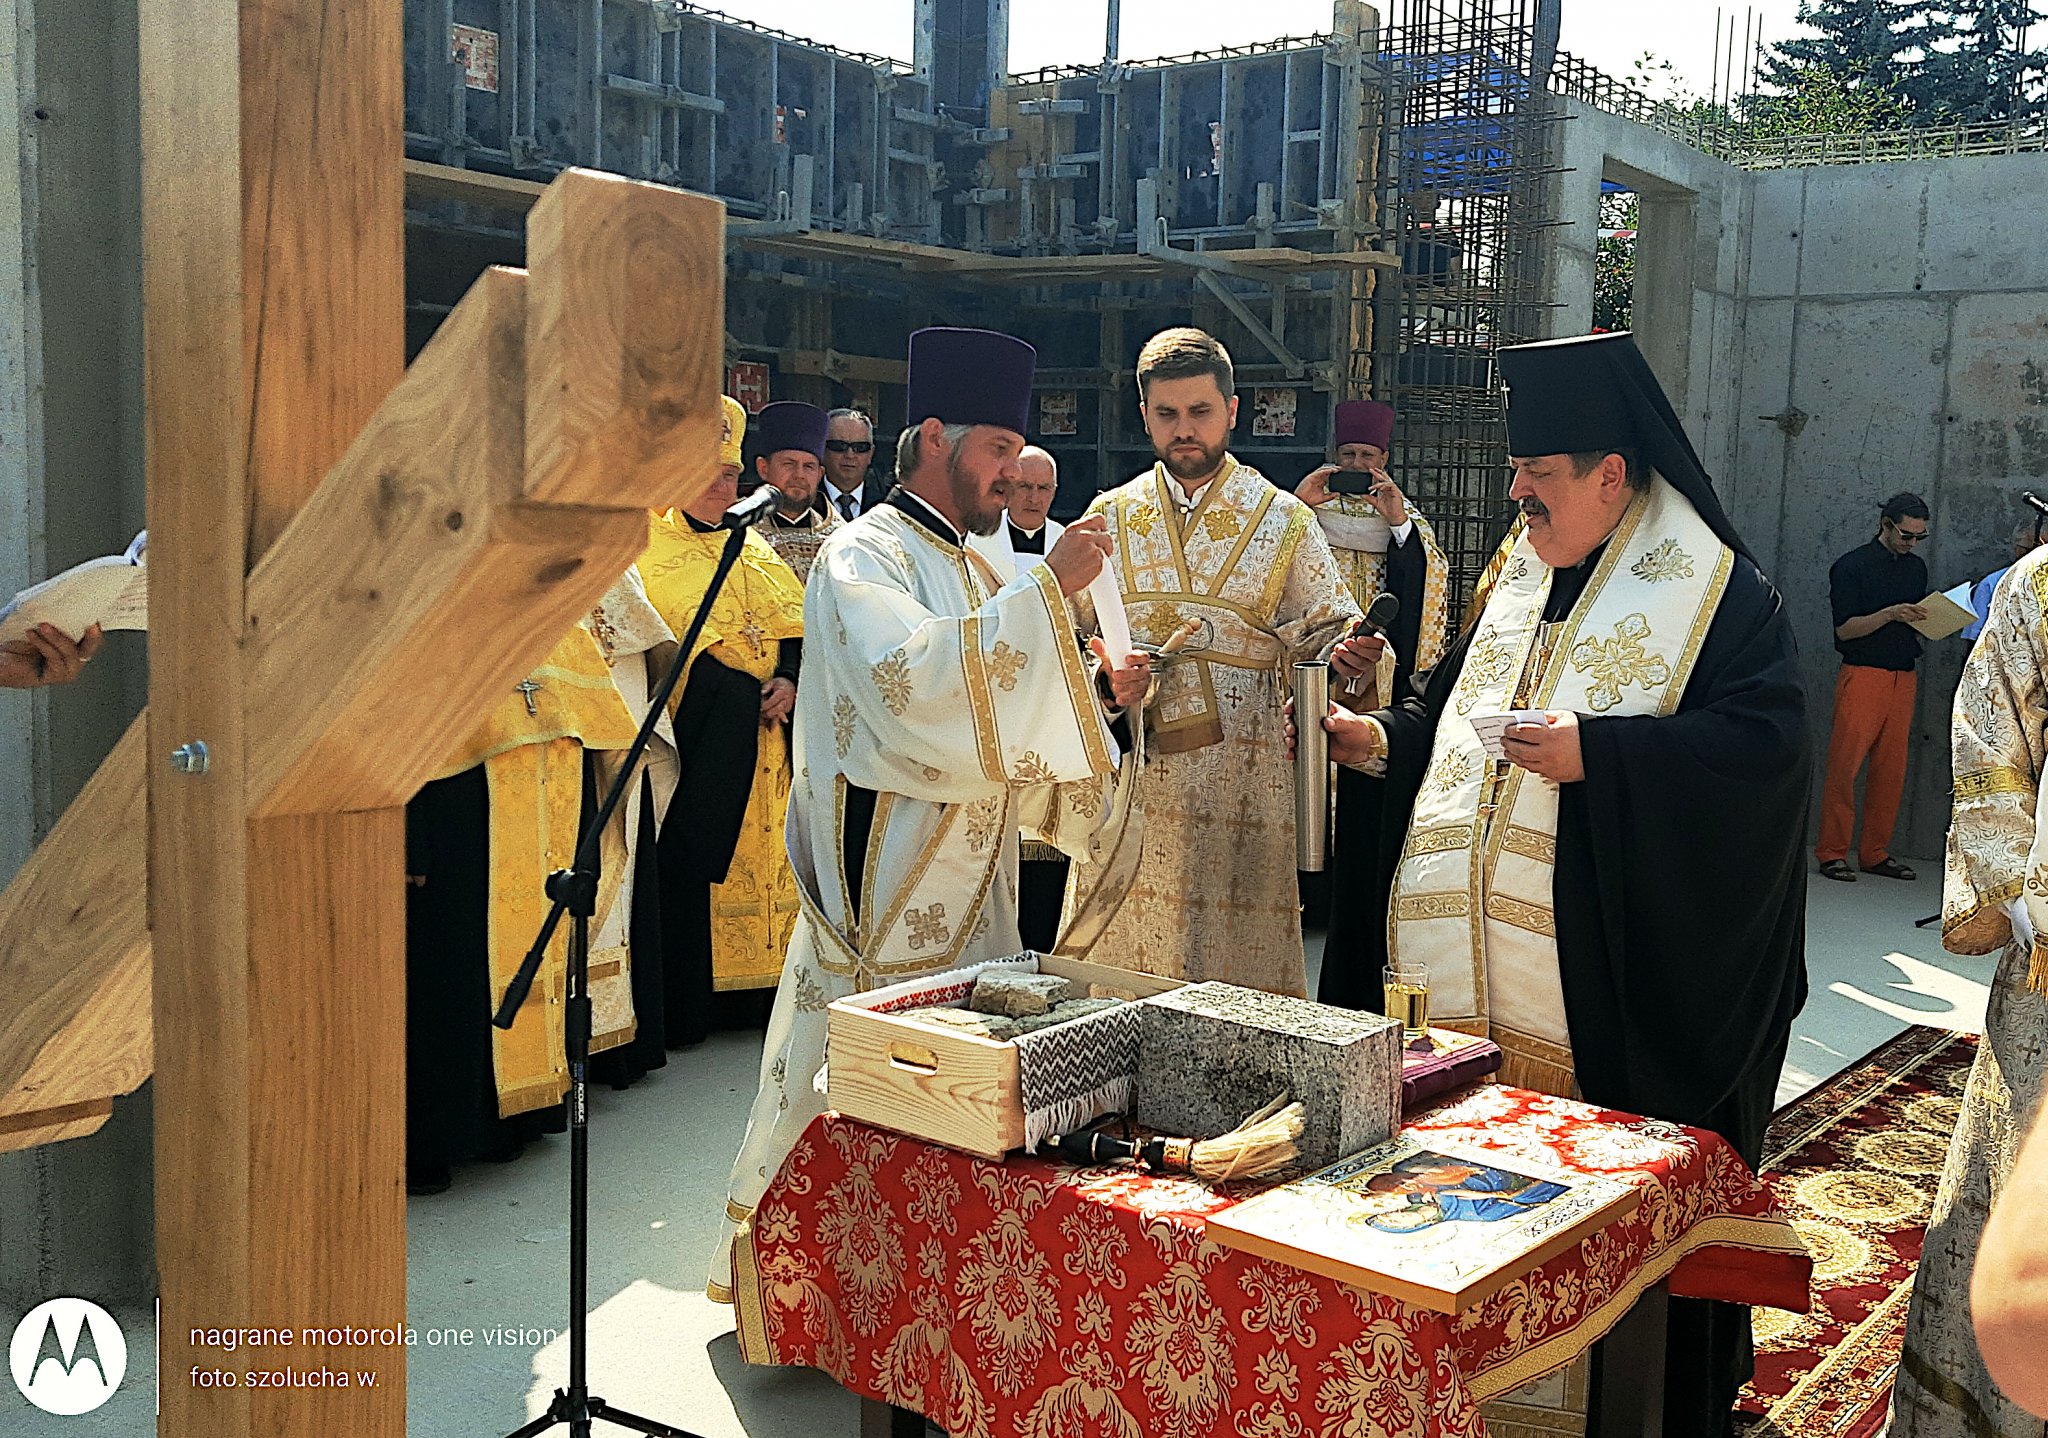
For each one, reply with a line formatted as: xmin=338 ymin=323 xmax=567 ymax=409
xmin=1467 ymin=710 xmax=1550 ymax=760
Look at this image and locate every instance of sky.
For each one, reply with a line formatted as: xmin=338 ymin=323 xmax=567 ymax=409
xmin=697 ymin=0 xmax=1813 ymax=104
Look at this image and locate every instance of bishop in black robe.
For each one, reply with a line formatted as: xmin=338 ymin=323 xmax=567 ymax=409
xmin=1313 ymin=333 xmax=1810 ymax=1437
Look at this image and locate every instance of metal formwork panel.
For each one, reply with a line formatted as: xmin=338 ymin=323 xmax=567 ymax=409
xmin=405 ymin=0 xmax=934 ymax=231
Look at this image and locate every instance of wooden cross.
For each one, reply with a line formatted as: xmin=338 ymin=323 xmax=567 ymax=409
xmin=0 ymin=7 xmax=725 ymax=1433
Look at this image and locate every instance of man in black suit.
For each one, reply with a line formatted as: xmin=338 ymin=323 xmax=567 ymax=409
xmin=820 ymin=408 xmax=888 ymax=521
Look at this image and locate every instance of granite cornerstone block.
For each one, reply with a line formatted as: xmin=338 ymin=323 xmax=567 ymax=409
xmin=1137 ymin=982 xmax=1402 ymax=1169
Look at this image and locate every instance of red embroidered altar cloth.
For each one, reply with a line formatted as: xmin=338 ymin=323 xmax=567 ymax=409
xmin=731 ymin=1084 xmax=1811 ymax=1438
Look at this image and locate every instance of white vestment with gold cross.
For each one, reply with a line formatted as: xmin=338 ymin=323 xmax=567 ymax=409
xmin=710 ymin=500 xmax=1120 ymax=1298
xmin=1389 ymin=476 xmax=1732 ymax=1094
xmin=1080 ymin=458 xmax=1360 ymax=995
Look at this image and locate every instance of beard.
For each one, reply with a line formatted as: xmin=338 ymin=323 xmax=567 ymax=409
xmin=1159 ymin=436 xmax=1227 ymax=483
xmin=948 ymin=456 xmax=1007 ymax=537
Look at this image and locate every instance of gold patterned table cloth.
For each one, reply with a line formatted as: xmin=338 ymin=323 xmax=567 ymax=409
xmin=732 ymin=1084 xmax=1810 ymax=1436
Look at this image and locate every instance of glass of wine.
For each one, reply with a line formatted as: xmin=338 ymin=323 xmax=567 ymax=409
xmin=1383 ymin=961 xmax=1430 ymax=1041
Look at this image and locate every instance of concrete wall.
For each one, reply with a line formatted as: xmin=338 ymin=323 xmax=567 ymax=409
xmin=1737 ymin=152 xmax=2048 ymax=861
xmin=1550 ymin=101 xmax=1753 ymax=505
xmin=0 ymin=0 xmax=154 ymax=1314
xmin=1550 ymin=103 xmax=2048 ymax=861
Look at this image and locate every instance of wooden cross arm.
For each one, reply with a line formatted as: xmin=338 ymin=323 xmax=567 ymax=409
xmin=243 ymin=261 xmax=654 ymax=818
xmin=0 ymin=717 xmax=150 ymax=1152
xmin=0 ymin=169 xmax=728 ymax=1144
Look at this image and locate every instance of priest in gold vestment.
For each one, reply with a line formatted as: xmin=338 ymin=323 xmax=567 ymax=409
xmin=752 ymin=400 xmax=841 ymax=583
xmin=1081 ymin=327 xmax=1358 ymax=996
xmin=1891 ymin=543 xmax=2048 ymax=1438
xmin=640 ymin=395 xmax=807 ymax=1044
xmin=405 ymin=615 xmax=651 ymax=1193
xmin=710 ymin=327 xmax=1148 ymax=1299
xmin=1311 ymin=333 xmax=1809 ymax=1437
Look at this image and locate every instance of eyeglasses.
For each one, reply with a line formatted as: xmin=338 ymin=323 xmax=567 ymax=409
xmin=1891 ymin=525 xmax=1930 ymax=543
xmin=824 ymin=439 xmax=873 ymax=454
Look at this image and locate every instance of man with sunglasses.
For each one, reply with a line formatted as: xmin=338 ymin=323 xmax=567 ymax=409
xmin=820 ymin=408 xmax=887 ymax=520
xmin=1817 ymin=491 xmax=1932 ymax=882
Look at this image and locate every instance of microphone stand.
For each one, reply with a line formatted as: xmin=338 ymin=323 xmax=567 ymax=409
xmin=492 ymin=517 xmax=757 ymax=1438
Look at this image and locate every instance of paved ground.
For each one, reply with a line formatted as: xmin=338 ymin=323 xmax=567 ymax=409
xmin=11 ymin=858 xmax=1997 ymax=1437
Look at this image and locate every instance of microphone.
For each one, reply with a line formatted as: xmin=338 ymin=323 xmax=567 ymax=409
xmin=1358 ymin=591 xmax=1401 ymax=637
xmin=2024 ymin=491 xmax=2048 ymax=518
xmin=1340 ymin=592 xmax=1400 ymax=699
xmin=719 ymin=486 xmax=783 ymax=529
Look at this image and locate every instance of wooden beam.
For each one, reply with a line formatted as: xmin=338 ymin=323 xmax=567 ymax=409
xmin=524 ymin=169 xmax=727 ymax=509
xmin=404 ymin=156 xmax=548 ymax=211
xmin=147 ymin=1 xmax=409 ymax=1433
xmin=140 ymin=0 xmax=255 ymax=1431
xmin=0 ymin=718 xmax=150 ymax=1152
xmin=243 ymin=265 xmax=649 ymax=818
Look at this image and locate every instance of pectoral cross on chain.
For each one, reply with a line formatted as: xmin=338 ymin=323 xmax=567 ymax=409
xmin=515 ymin=679 xmax=541 ymax=716
xmin=740 ymin=619 xmax=766 ymax=657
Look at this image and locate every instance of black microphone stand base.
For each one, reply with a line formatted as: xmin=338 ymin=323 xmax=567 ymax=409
xmin=505 ymin=1389 xmax=697 ymax=1438
xmin=492 ymin=527 xmax=754 ymax=1438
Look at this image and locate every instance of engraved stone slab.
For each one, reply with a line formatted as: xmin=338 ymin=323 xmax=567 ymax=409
xmin=970 ymin=970 xmax=1072 ymax=1018
xmin=1137 ymin=982 xmax=1403 ymax=1169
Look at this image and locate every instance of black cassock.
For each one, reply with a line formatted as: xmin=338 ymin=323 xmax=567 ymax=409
xmin=1319 ymin=544 xmax=1811 ymax=1438
xmin=1320 ymin=522 xmax=1433 ymax=950
xmin=654 ymin=639 xmax=801 ymax=1047
xmin=404 ymin=757 xmax=666 ymax=1190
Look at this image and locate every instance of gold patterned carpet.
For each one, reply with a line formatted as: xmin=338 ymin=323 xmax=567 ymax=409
xmin=1736 ymin=1026 xmax=1978 ymax=1438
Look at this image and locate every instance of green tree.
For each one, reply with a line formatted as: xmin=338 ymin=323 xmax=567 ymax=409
xmin=1756 ymin=0 xmax=1935 ymax=105
xmin=1593 ymin=191 xmax=1637 ymax=334
xmin=1741 ymin=63 xmax=1912 ymax=134
xmin=1908 ymin=0 xmax=2048 ymax=121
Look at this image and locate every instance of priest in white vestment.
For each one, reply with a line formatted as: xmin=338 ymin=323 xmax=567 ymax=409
xmin=1081 ymin=327 xmax=1359 ymax=997
xmin=708 ymin=327 xmax=1151 ymax=1298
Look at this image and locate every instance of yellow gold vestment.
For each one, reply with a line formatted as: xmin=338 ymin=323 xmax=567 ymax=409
xmin=438 ymin=626 xmax=642 ymax=1117
xmin=639 ymin=511 xmax=807 ymax=990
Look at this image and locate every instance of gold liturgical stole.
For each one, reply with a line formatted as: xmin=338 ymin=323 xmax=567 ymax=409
xmin=439 ymin=627 xmax=643 ymax=1117
xmin=1389 ymin=478 xmax=1732 ymax=1095
xmin=1094 ymin=458 xmax=1315 ymax=754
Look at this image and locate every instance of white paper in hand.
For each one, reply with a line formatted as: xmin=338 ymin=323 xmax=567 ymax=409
xmin=1468 ymin=710 xmax=1549 ymax=760
xmin=1088 ymin=564 xmax=1132 ymax=671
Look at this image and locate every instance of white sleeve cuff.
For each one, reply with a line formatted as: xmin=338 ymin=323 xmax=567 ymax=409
xmin=1391 ymin=519 xmax=1415 ymax=545
xmin=2009 ymin=895 xmax=2038 ymax=950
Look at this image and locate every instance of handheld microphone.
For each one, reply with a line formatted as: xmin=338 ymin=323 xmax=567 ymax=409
xmin=1340 ymin=592 xmax=1401 ymax=698
xmin=719 ymin=487 xmax=784 ymax=529
xmin=2024 ymin=491 xmax=2048 ymax=519
xmin=1358 ymin=591 xmax=1401 ymax=638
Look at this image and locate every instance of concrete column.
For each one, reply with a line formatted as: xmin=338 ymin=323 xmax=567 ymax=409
xmin=1547 ymin=100 xmax=1605 ymax=338
xmin=0 ymin=0 xmax=155 ymax=1316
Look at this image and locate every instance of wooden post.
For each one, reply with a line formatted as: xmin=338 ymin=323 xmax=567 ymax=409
xmin=143 ymin=1 xmax=407 ymax=1432
xmin=2 ymin=17 xmax=724 ymax=1438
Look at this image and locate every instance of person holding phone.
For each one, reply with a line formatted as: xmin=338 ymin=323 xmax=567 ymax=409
xmin=1297 ymin=400 xmax=1450 ymax=1010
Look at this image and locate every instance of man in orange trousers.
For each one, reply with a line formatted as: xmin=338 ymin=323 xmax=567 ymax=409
xmin=1816 ymin=492 xmax=1931 ymax=882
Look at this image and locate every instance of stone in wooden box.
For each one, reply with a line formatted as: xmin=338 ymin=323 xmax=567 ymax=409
xmin=1136 ymin=982 xmax=1402 ymax=1169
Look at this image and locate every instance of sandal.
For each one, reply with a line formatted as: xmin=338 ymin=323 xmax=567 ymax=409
xmin=1863 ymin=858 xmax=1917 ymax=880
xmin=1818 ymin=860 xmax=1856 ymax=882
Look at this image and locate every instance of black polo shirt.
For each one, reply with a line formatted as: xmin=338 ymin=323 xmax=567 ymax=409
xmin=1829 ymin=539 xmax=1926 ymax=671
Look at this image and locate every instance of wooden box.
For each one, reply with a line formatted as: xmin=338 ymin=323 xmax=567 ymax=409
xmin=825 ymin=953 xmax=1181 ymax=1161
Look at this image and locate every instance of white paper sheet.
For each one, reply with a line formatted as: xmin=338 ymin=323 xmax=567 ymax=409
xmin=1467 ymin=709 xmax=1550 ymax=760
xmin=1088 ymin=565 xmax=1132 ymax=670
